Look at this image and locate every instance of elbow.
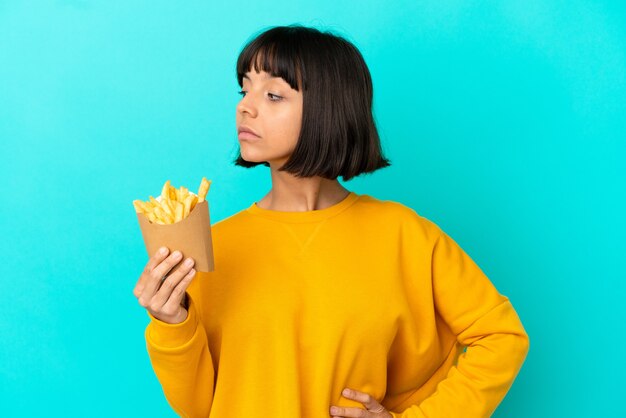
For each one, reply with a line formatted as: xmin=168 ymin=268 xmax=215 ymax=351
xmin=520 ymin=330 xmax=530 ymax=359
xmin=495 ymin=331 xmax=531 ymax=386
xmin=510 ymin=329 xmax=530 ymax=368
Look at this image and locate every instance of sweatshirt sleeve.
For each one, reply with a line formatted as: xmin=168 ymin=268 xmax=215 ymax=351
xmin=145 ymin=292 xmax=215 ymax=418
xmin=391 ymin=227 xmax=530 ymax=418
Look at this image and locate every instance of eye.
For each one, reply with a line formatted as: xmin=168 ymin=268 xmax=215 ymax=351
xmin=237 ymin=90 xmax=282 ymax=101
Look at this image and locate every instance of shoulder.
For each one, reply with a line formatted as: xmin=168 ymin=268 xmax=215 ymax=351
xmin=356 ymin=194 xmax=443 ymax=239
xmin=210 ymin=207 xmax=251 ymax=233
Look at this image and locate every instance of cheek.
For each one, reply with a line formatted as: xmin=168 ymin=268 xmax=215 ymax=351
xmin=274 ymin=112 xmax=302 ymax=144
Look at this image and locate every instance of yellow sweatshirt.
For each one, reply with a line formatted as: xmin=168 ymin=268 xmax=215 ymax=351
xmin=144 ymin=191 xmax=529 ymax=418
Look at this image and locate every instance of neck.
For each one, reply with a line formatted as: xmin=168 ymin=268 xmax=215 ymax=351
xmin=257 ymin=166 xmax=350 ymax=212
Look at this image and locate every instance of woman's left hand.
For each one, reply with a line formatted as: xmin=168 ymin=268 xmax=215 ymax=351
xmin=329 ymin=388 xmax=393 ymax=417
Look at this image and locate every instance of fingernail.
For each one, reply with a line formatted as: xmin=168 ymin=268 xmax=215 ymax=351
xmin=330 ymin=406 xmax=339 ymax=414
xmin=185 ymin=258 xmax=194 ymax=266
xmin=343 ymin=388 xmax=350 ymax=396
xmin=173 ymin=251 xmax=182 ymax=259
xmin=159 ymin=247 xmax=168 ymax=254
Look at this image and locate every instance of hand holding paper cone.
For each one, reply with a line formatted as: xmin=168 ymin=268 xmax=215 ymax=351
xmin=133 ymin=247 xmax=196 ymax=324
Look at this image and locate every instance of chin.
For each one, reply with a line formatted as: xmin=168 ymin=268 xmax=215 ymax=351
xmin=240 ymin=146 xmax=290 ymax=166
xmin=239 ymin=149 xmax=267 ymax=163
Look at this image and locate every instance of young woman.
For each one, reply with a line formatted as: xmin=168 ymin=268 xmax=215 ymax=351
xmin=134 ymin=24 xmax=530 ymax=418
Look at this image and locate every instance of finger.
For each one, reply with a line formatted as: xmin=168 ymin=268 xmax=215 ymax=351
xmin=151 ymin=258 xmax=195 ymax=312
xmin=341 ymin=388 xmax=385 ymax=413
xmin=134 ymin=247 xmax=170 ymax=295
xmin=159 ymin=268 xmax=196 ymax=315
xmin=152 ymin=250 xmax=185 ymax=282
xmin=329 ymin=405 xmax=367 ymax=418
xmin=137 ymin=251 xmax=183 ymax=306
xmin=148 ymin=246 xmax=170 ymax=272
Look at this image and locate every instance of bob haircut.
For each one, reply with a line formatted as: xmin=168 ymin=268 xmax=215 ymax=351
xmin=234 ymin=24 xmax=391 ymax=182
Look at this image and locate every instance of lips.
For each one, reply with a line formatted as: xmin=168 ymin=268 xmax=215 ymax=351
xmin=237 ymin=125 xmax=260 ymax=137
xmin=238 ymin=131 xmax=260 ymax=141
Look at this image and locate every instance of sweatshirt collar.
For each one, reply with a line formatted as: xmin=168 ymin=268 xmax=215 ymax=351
xmin=246 ymin=191 xmax=360 ymax=223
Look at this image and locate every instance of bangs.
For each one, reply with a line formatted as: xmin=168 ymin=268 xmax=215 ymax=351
xmin=236 ymin=30 xmax=303 ymax=92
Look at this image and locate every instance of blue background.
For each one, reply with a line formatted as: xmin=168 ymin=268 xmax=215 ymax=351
xmin=1 ymin=1 xmax=624 ymax=417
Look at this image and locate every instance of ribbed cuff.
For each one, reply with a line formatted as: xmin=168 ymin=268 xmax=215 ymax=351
xmin=146 ymin=293 xmax=199 ymax=349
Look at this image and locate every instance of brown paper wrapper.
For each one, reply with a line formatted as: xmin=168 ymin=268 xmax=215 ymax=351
xmin=136 ymin=199 xmax=215 ymax=272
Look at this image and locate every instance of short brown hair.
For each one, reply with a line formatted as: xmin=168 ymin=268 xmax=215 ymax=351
xmin=234 ymin=24 xmax=391 ymax=181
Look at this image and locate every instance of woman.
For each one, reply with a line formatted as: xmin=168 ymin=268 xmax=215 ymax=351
xmin=134 ymin=24 xmax=530 ymax=418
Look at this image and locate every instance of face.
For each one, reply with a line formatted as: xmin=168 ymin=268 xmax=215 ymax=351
xmin=236 ymin=68 xmax=303 ymax=168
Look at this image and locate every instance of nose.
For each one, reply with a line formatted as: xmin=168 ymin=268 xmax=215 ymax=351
xmin=236 ymin=92 xmax=257 ymax=117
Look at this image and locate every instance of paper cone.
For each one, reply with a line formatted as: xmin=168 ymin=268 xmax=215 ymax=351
xmin=136 ymin=200 xmax=215 ymax=272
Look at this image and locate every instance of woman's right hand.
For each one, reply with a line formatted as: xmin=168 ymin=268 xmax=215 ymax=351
xmin=133 ymin=247 xmax=196 ymax=324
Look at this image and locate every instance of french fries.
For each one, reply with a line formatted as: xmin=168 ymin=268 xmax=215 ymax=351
xmin=133 ymin=177 xmax=212 ymax=225
xmin=198 ymin=177 xmax=210 ymax=202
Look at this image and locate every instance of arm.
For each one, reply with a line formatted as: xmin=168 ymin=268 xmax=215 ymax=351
xmin=145 ymin=293 xmax=215 ymax=418
xmin=391 ymin=227 xmax=530 ymax=418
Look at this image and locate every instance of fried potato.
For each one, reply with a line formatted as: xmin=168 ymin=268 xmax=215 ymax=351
xmin=134 ymin=178 xmax=212 ymax=225
xmin=197 ymin=177 xmax=212 ymax=202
